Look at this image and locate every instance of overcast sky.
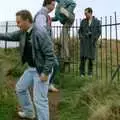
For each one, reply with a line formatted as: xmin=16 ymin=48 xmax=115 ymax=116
xmin=0 ymin=0 xmax=119 ymax=48
xmin=0 ymin=0 xmax=120 ymax=22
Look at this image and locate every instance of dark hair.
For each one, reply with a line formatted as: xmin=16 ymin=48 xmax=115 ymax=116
xmin=43 ymin=0 xmax=55 ymax=6
xmin=16 ymin=10 xmax=33 ymax=23
xmin=85 ymin=7 xmax=93 ymax=14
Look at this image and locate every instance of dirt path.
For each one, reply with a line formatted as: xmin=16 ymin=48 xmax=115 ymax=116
xmin=49 ymin=92 xmax=60 ymax=120
xmin=6 ymin=76 xmax=60 ymax=120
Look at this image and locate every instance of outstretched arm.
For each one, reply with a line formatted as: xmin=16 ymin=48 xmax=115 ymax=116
xmin=0 ymin=30 xmax=21 ymax=41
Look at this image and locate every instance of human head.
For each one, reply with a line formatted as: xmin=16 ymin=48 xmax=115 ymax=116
xmin=16 ymin=10 xmax=33 ymax=32
xmin=43 ymin=0 xmax=56 ymax=13
xmin=84 ymin=7 xmax=93 ymax=19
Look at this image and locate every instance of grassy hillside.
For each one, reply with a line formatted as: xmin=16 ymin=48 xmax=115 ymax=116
xmin=59 ymin=74 xmax=120 ymax=120
xmin=0 ymin=48 xmax=26 ymax=120
xmin=0 ymin=48 xmax=60 ymax=120
xmin=0 ymin=39 xmax=120 ymax=120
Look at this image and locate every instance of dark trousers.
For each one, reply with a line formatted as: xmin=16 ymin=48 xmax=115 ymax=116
xmin=80 ymin=57 xmax=93 ymax=75
xmin=49 ymin=57 xmax=59 ymax=84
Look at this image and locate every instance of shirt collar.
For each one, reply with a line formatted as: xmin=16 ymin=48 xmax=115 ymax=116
xmin=27 ymin=25 xmax=33 ymax=33
xmin=42 ymin=7 xmax=49 ymax=13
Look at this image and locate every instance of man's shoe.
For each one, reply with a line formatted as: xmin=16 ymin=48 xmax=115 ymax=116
xmin=88 ymin=75 xmax=93 ymax=78
xmin=80 ymin=74 xmax=85 ymax=78
xmin=18 ymin=111 xmax=35 ymax=119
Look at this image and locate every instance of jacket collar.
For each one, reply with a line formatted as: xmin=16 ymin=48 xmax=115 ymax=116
xmin=39 ymin=7 xmax=49 ymax=16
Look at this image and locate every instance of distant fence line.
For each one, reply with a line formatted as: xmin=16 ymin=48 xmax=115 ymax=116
xmin=0 ymin=12 xmax=120 ymax=81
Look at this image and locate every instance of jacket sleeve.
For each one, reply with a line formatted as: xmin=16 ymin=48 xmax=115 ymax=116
xmin=93 ymin=19 xmax=101 ymax=42
xmin=78 ymin=20 xmax=84 ymax=40
xmin=34 ymin=29 xmax=55 ymax=76
xmin=52 ymin=16 xmax=58 ymax=21
xmin=0 ymin=31 xmax=20 ymax=41
xmin=67 ymin=1 xmax=76 ymax=13
xmin=95 ymin=20 xmax=101 ymax=39
xmin=52 ymin=4 xmax=60 ymax=22
xmin=61 ymin=0 xmax=76 ymax=13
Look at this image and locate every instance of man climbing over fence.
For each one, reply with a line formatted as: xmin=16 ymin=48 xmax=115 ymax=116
xmin=52 ymin=0 xmax=76 ymax=70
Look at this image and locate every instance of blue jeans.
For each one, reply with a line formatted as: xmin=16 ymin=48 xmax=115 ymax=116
xmin=16 ymin=67 xmax=51 ymax=120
